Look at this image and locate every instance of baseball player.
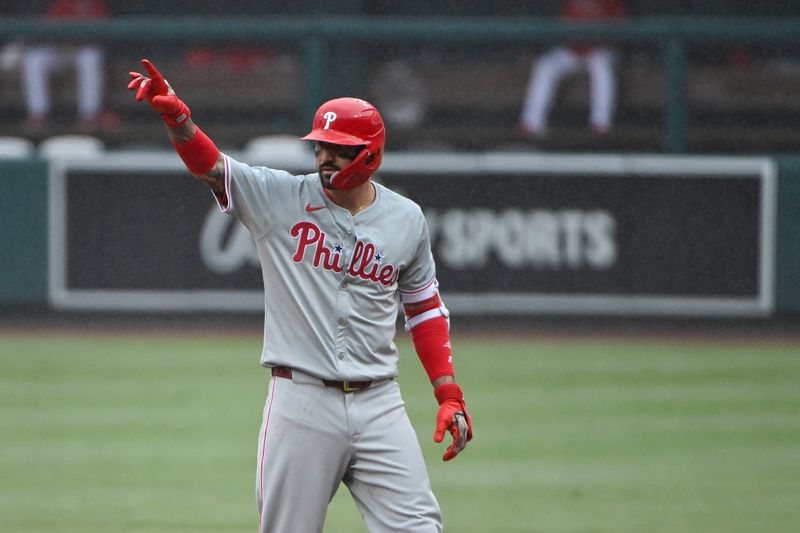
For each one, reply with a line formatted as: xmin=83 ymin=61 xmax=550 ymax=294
xmin=128 ymin=59 xmax=473 ymax=533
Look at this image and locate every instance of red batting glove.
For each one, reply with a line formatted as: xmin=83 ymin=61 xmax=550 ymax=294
xmin=127 ymin=59 xmax=191 ymax=128
xmin=434 ymin=383 xmax=473 ymax=461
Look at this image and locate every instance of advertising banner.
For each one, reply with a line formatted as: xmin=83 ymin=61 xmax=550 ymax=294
xmin=49 ymin=153 xmax=775 ymax=315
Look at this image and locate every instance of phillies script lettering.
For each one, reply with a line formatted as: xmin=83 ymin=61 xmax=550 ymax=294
xmin=290 ymin=221 xmax=399 ymax=286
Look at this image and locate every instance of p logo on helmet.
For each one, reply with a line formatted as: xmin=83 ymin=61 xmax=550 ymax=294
xmin=301 ymin=97 xmax=386 ymax=191
xmin=322 ymin=111 xmax=337 ymax=130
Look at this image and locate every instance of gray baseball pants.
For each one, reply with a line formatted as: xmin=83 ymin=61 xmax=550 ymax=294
xmin=256 ymin=368 xmax=443 ymax=532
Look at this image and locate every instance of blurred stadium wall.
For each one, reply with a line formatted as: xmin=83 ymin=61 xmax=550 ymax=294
xmin=2 ymin=9 xmax=800 ymax=327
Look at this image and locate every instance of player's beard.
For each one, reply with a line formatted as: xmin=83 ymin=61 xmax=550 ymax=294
xmin=318 ymin=164 xmax=340 ymax=189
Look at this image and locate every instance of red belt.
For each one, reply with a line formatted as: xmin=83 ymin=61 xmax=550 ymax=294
xmin=271 ymin=366 xmax=373 ymax=392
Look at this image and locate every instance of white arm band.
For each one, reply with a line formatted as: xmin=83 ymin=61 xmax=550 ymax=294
xmin=404 ymin=303 xmax=450 ymax=332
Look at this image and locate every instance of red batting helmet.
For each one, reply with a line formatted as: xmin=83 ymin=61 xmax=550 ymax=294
xmin=300 ymin=97 xmax=385 ymax=190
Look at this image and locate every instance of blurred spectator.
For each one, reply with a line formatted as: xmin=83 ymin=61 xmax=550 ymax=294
xmin=519 ymin=0 xmax=625 ymax=137
xmin=21 ymin=0 xmax=118 ymax=134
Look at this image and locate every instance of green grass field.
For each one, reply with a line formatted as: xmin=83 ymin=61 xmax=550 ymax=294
xmin=1 ymin=329 xmax=799 ymax=532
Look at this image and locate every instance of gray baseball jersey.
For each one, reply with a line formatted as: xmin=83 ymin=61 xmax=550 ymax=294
xmin=214 ymin=154 xmax=439 ymax=380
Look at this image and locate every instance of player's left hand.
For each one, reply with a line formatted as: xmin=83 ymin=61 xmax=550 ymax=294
xmin=434 ymin=383 xmax=473 ymax=461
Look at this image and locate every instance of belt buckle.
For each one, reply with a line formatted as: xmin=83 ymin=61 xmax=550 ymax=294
xmin=342 ymin=380 xmax=359 ymax=393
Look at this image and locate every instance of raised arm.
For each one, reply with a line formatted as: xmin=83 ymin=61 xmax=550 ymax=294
xmin=127 ymin=59 xmax=226 ymax=197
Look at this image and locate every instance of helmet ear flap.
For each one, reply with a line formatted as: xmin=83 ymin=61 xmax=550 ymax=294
xmin=330 ymin=146 xmax=377 ymax=190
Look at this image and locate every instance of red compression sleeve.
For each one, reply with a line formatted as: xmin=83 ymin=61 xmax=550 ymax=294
xmin=410 ymin=316 xmax=454 ymax=383
xmin=172 ymin=126 xmax=220 ymax=176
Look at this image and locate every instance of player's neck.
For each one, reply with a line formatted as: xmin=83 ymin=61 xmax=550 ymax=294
xmin=324 ymin=181 xmax=375 ymax=216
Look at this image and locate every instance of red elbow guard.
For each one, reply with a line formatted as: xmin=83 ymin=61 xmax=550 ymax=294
xmin=172 ymin=126 xmax=220 ymax=176
xmin=410 ymin=316 xmax=454 ymax=383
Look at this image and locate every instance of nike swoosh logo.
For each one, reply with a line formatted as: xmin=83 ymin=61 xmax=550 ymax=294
xmin=305 ymin=203 xmax=326 ymax=212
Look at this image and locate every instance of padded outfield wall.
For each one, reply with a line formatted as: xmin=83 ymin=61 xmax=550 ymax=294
xmin=1 ymin=151 xmax=798 ymax=318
